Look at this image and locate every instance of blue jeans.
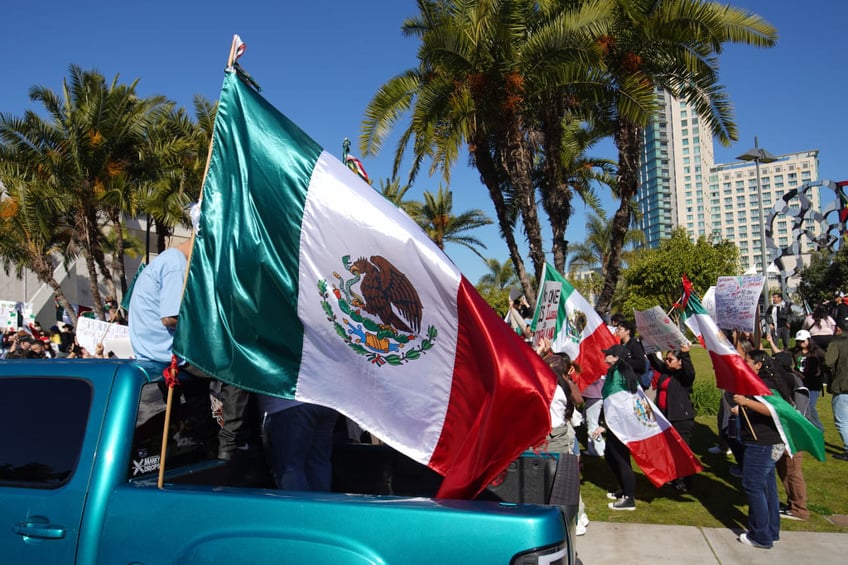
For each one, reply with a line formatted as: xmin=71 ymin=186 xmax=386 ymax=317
xmin=832 ymin=393 xmax=848 ymax=453
xmin=808 ymin=390 xmax=824 ymax=432
xmin=263 ymin=403 xmax=338 ymax=491
xmin=741 ymin=442 xmax=783 ymax=547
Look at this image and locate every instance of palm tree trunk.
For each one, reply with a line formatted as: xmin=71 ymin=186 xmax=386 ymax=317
xmin=502 ymin=129 xmax=546 ymax=285
xmin=597 ymin=120 xmax=640 ymax=312
xmin=472 ymin=140 xmax=536 ymax=306
xmin=109 ymin=209 xmax=129 ymax=297
xmin=28 ymin=254 xmax=78 ymax=326
xmin=75 ymin=210 xmax=107 ymax=320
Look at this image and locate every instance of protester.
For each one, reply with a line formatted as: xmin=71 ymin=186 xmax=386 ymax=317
xmin=733 ymin=349 xmax=791 ymax=549
xmin=592 ymin=344 xmax=638 ymax=511
xmin=769 ymin=350 xmax=810 ymax=521
xmin=766 ymin=293 xmax=791 ymax=351
xmin=257 ymin=395 xmax=338 ymax=491
xmin=611 ymin=316 xmax=651 ymax=390
xmin=128 ymin=204 xmax=254 ymax=462
xmin=824 ymin=319 xmax=848 ymax=461
xmin=541 ymin=351 xmax=590 ymax=535
xmin=832 ymin=292 xmax=848 ymax=330
xmin=804 ymin=304 xmax=836 ymax=351
xmin=649 ymin=343 xmax=696 ymax=492
xmin=790 ymin=329 xmax=825 ymax=431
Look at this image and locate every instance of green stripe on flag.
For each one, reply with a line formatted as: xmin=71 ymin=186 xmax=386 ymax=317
xmin=174 ymin=71 xmax=323 ymax=397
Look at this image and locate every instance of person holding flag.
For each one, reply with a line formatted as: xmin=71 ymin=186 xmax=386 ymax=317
xmin=592 ymin=344 xmax=639 ymax=511
xmin=732 ymin=349 xmax=794 ymax=550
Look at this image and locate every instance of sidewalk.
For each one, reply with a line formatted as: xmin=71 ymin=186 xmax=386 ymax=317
xmin=575 ymin=521 xmax=848 ymax=564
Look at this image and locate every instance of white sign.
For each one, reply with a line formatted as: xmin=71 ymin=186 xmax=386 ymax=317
xmin=533 ymin=280 xmax=562 ymax=346
xmin=75 ymin=317 xmax=131 ymax=356
xmin=715 ymin=275 xmax=765 ymax=333
xmin=0 ymin=300 xmax=18 ymax=330
xmin=634 ymin=306 xmax=689 ymax=354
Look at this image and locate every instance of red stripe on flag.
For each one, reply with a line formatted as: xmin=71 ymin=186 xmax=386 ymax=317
xmin=627 ymin=428 xmax=703 ymax=487
xmin=574 ymin=326 xmax=618 ymax=391
xmin=430 ymin=277 xmax=556 ymax=499
xmin=709 ymin=350 xmax=772 ymax=396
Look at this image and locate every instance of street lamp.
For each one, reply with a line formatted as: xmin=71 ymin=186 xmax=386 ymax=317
xmin=737 ymin=137 xmax=778 ymax=326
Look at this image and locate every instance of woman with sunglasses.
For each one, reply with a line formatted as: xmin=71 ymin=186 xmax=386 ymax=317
xmin=649 ymin=343 xmax=696 ymax=493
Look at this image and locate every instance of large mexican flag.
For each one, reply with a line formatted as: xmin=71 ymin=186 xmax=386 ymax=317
xmin=172 ymin=70 xmax=556 ymax=499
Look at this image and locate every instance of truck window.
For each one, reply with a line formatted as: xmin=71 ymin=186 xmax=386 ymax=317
xmin=0 ymin=377 xmax=91 ymax=489
xmin=129 ymin=379 xmax=220 ymax=480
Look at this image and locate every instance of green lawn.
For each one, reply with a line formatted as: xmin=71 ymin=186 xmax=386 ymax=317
xmin=577 ymin=345 xmax=848 ymax=532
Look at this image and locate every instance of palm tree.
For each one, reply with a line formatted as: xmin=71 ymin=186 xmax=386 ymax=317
xmin=536 ymin=117 xmax=615 ymax=273
xmin=477 ymin=257 xmax=519 ymax=291
xmin=138 ymin=96 xmax=215 ymax=256
xmin=568 ymin=210 xmax=644 ymax=274
xmin=590 ymin=0 xmax=777 ymax=312
xmin=0 ymin=66 xmax=171 ymax=317
xmin=376 ymin=177 xmax=423 ymax=218
xmin=0 ymin=163 xmax=78 ymax=324
xmin=361 ymin=0 xmax=615 ymax=305
xmin=415 ymin=185 xmax=492 ymax=260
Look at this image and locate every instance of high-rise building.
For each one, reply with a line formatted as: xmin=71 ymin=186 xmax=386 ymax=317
xmin=636 ymin=91 xmax=821 ymax=287
xmin=637 ymin=90 xmax=715 ymax=249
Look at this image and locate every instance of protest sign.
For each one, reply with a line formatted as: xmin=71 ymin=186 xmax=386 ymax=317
xmin=533 ymin=280 xmax=563 ymax=346
xmin=1 ymin=301 xmax=18 ymax=330
xmin=75 ymin=317 xmax=130 ymax=355
xmin=634 ymin=306 xmax=689 ymax=354
xmin=715 ymin=275 xmax=765 ymax=333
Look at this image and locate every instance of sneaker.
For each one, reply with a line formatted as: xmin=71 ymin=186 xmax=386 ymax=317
xmin=729 ymin=464 xmax=743 ymax=478
xmin=833 ymin=452 xmax=848 ymax=461
xmin=707 ymin=445 xmax=729 ymax=455
xmin=780 ymin=509 xmax=804 ymax=521
xmin=575 ymin=522 xmax=587 ymax=536
xmin=579 ymin=512 xmax=590 ymax=527
xmin=738 ymin=532 xmax=771 ymax=549
xmin=606 ymin=490 xmax=623 ymax=500
xmin=608 ymin=496 xmax=636 ymax=511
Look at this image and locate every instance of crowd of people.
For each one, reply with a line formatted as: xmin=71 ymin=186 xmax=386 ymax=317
xmin=4 ymin=242 xmax=848 ymax=550
xmin=540 ymin=291 xmax=847 ymax=551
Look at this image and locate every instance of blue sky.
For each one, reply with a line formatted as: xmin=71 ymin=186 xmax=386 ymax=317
xmin=2 ymin=1 xmax=846 ymax=284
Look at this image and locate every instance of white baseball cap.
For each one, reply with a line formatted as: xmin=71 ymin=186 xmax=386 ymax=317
xmin=795 ymin=329 xmax=811 ymax=341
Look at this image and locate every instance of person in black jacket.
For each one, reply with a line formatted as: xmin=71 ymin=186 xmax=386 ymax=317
xmin=612 ymin=317 xmax=651 ymax=389
xmin=649 ymin=343 xmax=696 ymax=492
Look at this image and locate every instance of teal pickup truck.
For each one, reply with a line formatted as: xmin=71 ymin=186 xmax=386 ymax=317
xmin=0 ymin=359 xmax=574 ymax=564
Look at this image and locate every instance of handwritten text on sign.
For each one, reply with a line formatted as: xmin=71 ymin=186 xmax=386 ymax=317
xmin=533 ymin=281 xmax=562 ymax=346
xmin=634 ymin=306 xmax=689 ymax=354
xmin=715 ymin=275 xmax=765 ymax=333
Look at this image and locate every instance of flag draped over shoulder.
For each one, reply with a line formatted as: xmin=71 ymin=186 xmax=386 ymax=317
xmin=680 ymin=293 xmax=772 ymax=396
xmin=172 ymin=71 xmax=556 ymax=499
xmin=530 ymin=264 xmax=617 ymax=391
xmin=757 ymin=391 xmax=826 ymax=460
xmin=602 ymin=374 xmax=702 ymax=487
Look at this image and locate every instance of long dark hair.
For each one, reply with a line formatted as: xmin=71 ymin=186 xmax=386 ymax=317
xmin=748 ymin=349 xmax=793 ymax=403
xmin=612 ymin=356 xmax=639 ymax=393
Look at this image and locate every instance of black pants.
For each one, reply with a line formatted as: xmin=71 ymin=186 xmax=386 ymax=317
xmin=672 ymin=418 xmax=695 ymax=487
xmin=605 ymin=430 xmax=635 ymax=498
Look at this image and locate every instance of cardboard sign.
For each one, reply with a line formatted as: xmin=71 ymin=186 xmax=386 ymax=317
xmin=634 ymin=306 xmax=689 ymax=354
xmin=715 ymin=275 xmax=765 ymax=333
xmin=75 ymin=317 xmax=130 ymax=356
xmin=533 ymin=280 xmax=562 ymax=346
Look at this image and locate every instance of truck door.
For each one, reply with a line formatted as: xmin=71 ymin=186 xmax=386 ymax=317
xmin=0 ymin=376 xmax=100 ymax=564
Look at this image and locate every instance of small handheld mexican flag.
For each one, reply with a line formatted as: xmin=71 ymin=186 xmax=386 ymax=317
xmin=530 ymin=264 xmax=617 ymax=391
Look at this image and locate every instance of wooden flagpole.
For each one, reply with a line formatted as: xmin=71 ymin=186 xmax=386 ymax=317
xmin=157 ymin=35 xmax=240 ymax=489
